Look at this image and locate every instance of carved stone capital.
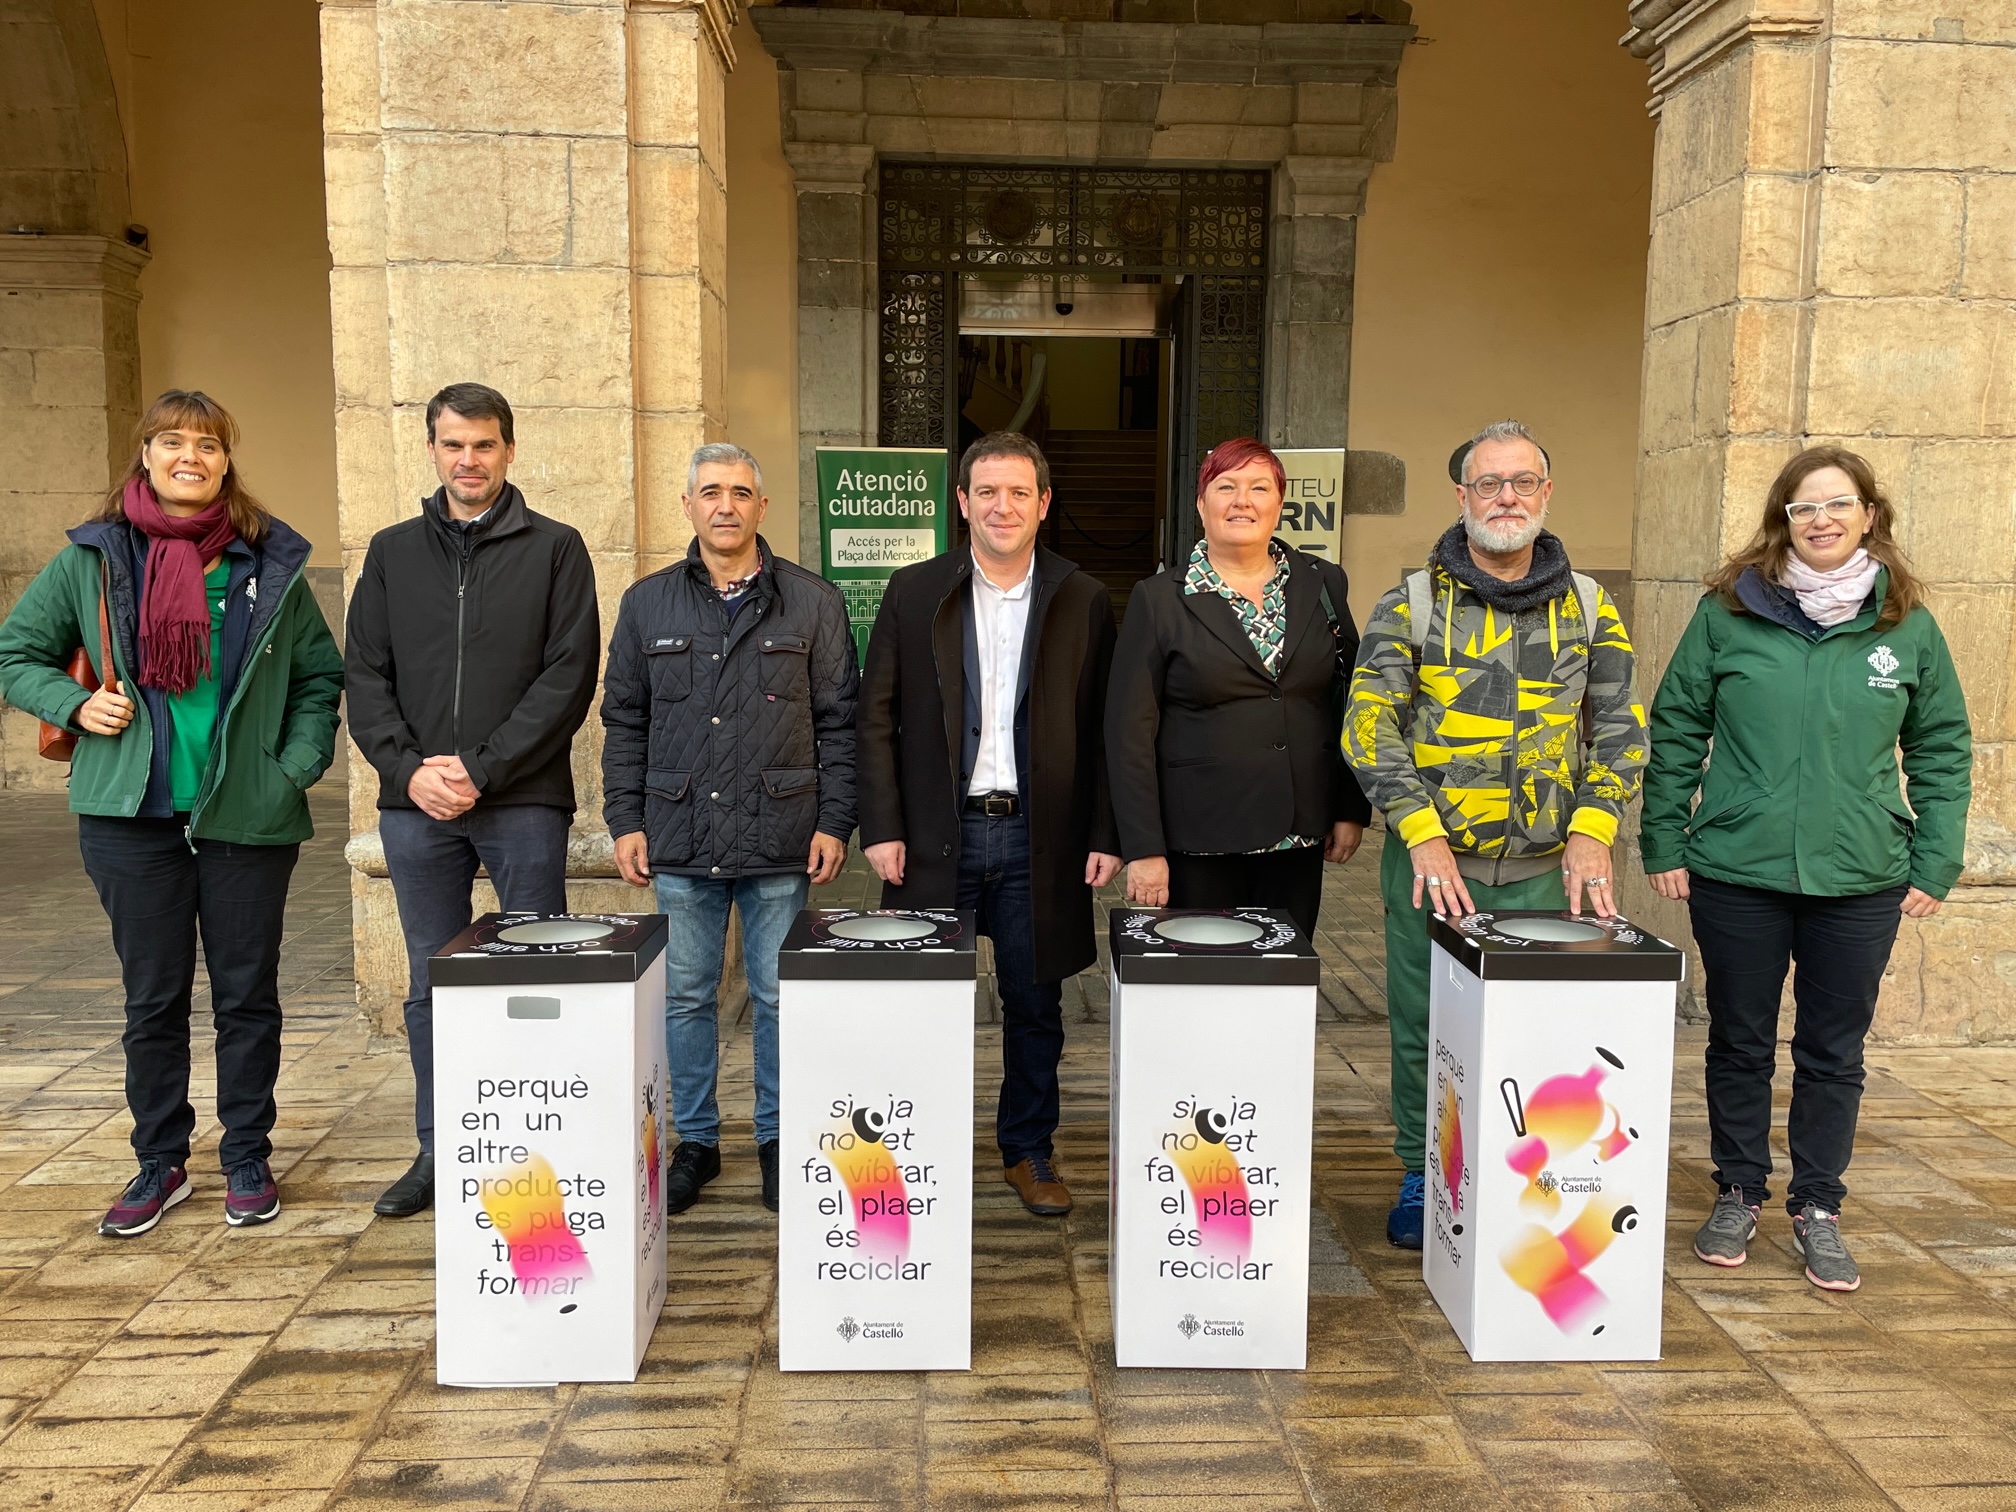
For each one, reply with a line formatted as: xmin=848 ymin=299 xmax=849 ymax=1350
xmin=1622 ymin=0 xmax=1826 ymax=107
xmin=0 ymin=233 xmax=149 ymax=299
xmin=782 ymin=142 xmax=878 ymax=194
xmin=1274 ymin=155 xmax=1374 ymax=219
xmin=631 ymin=0 xmax=739 ymax=72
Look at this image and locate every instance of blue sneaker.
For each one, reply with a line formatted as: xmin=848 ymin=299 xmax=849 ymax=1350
xmin=1387 ymin=1171 xmax=1425 ymax=1249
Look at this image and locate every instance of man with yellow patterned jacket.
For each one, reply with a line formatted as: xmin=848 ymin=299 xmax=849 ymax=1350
xmin=1345 ymin=420 xmax=1648 ymax=1249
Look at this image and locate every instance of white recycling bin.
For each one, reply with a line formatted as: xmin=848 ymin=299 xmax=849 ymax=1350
xmin=1108 ymin=908 xmax=1318 ymax=1370
xmin=777 ymin=908 xmax=976 ymax=1371
xmin=428 ymin=912 xmax=669 ymax=1387
xmin=1423 ymin=910 xmax=1685 ymax=1362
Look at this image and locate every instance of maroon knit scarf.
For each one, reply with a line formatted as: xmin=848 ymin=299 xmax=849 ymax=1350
xmin=122 ymin=476 xmax=238 ymax=693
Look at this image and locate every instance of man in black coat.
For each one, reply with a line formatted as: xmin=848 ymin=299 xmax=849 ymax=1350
xmin=346 ymin=383 xmax=601 ymax=1218
xmin=602 ymin=443 xmax=856 ymax=1215
xmin=857 ymin=431 xmax=1120 ymax=1217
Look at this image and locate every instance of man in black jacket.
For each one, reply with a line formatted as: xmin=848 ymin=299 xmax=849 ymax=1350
xmin=602 ymin=443 xmax=856 ymax=1215
xmin=345 ymin=383 xmax=601 ymax=1218
xmin=858 ymin=431 xmax=1120 ymax=1218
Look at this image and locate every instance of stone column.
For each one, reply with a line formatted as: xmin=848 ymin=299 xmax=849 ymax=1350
xmin=783 ymin=140 xmax=877 ymax=566
xmin=1623 ymin=0 xmax=2016 ymax=1041
xmin=321 ymin=0 xmax=733 ymax=1033
xmin=0 ymin=234 xmax=146 ymax=790
xmin=1267 ymin=155 xmax=1371 ymax=450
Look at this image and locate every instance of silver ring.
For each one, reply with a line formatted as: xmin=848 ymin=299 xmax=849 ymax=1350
xmin=1426 ymin=876 xmax=1444 ymax=886
xmin=1592 ymin=877 xmax=1610 ymax=886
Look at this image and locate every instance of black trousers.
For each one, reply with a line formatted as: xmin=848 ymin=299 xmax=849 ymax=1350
xmin=1688 ymin=875 xmax=1906 ymax=1215
xmin=79 ymin=815 xmax=300 ymax=1171
xmin=1168 ymin=846 xmax=1325 ymax=943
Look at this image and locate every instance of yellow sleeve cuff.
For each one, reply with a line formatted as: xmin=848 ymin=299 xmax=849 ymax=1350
xmin=1396 ymin=808 xmax=1449 ymax=848
xmin=1566 ymin=807 xmax=1619 ymax=847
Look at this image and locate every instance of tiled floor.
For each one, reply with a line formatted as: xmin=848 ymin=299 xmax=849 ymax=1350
xmin=0 ymin=792 xmax=2013 ymax=1510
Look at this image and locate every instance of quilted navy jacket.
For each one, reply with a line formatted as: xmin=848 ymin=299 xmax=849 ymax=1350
xmin=600 ymin=537 xmax=858 ymax=877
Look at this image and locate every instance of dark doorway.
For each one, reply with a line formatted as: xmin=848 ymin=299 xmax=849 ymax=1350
xmin=876 ymin=162 xmax=1268 ymax=600
xmin=957 ymin=332 xmax=1166 ymax=617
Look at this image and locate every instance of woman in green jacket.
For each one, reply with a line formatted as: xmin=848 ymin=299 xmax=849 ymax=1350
xmin=0 ymin=391 xmax=342 ymax=1239
xmin=1642 ymin=446 xmax=1970 ymax=1294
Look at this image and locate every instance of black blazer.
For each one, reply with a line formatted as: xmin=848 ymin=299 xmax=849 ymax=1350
xmin=857 ymin=545 xmax=1119 ymax=983
xmin=1106 ymin=546 xmax=1372 ymax=859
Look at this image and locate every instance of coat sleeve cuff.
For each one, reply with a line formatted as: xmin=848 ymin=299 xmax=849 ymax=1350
xmin=1394 ymin=808 xmax=1447 ymax=848
xmin=458 ymin=749 xmax=490 ymax=794
xmin=1566 ymin=807 xmax=1619 ymax=847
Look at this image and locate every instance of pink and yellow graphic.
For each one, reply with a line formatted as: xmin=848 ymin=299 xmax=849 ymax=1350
xmin=1435 ymin=1079 xmax=1465 ymax=1214
xmin=480 ymin=1152 xmax=593 ymax=1293
xmin=1170 ymin=1107 xmax=1251 ymax=1258
xmin=1499 ymin=1055 xmax=1639 ymax=1334
xmin=1500 ymin=1198 xmax=1637 ymax=1332
xmin=824 ymin=1110 xmax=910 ymax=1259
xmin=640 ymin=1084 xmax=661 ymax=1216
xmin=1504 ymin=1062 xmax=1633 ymax=1218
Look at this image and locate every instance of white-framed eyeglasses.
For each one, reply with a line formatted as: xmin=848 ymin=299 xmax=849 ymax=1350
xmin=1785 ymin=495 xmax=1865 ymax=525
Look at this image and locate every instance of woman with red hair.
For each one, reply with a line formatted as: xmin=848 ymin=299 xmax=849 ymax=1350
xmin=1105 ymin=437 xmax=1371 ymax=939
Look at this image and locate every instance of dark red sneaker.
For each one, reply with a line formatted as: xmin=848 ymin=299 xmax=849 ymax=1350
xmin=224 ymin=1159 xmax=280 ymax=1228
xmin=99 ymin=1161 xmax=191 ymax=1238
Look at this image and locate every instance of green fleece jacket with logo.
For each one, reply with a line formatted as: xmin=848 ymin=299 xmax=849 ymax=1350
xmin=1640 ymin=573 xmax=1971 ymax=899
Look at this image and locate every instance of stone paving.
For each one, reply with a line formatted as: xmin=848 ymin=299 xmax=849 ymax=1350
xmin=0 ymin=791 xmax=2014 ymax=1511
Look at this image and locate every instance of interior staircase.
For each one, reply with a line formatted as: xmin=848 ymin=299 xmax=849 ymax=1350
xmin=1042 ymin=428 xmax=1161 ymax=619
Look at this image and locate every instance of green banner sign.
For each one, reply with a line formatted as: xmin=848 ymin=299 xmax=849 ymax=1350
xmin=817 ymin=446 xmax=950 ymax=664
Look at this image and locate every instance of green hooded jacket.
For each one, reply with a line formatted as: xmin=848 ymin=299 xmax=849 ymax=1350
xmin=0 ymin=518 xmax=342 ymax=845
xmin=1640 ymin=569 xmax=1971 ymax=899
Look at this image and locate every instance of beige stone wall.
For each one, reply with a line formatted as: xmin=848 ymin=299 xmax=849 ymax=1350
xmin=111 ymin=0 xmax=342 ymax=570
xmin=1346 ymin=0 xmax=1654 ymax=608
xmin=0 ymin=0 xmax=140 ymax=790
xmin=322 ymin=0 xmax=731 ymax=1031
xmin=1622 ymin=0 xmax=2016 ymax=1042
xmin=724 ymin=9 xmax=799 ymax=558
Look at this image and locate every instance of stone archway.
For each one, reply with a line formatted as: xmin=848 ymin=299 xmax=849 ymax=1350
xmin=0 ymin=0 xmax=147 ymax=790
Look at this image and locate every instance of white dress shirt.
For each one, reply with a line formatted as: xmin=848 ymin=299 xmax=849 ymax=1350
xmin=967 ymin=551 xmax=1037 ymax=795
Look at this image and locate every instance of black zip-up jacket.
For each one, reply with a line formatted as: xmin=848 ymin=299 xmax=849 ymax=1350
xmin=345 ymin=484 xmax=600 ymax=812
xmin=600 ymin=536 xmax=857 ymax=877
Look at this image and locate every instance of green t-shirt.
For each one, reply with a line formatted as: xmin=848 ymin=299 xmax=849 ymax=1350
xmin=166 ymin=561 xmax=231 ymax=813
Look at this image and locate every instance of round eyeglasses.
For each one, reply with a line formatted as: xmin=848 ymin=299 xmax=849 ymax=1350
xmin=1464 ymin=472 xmax=1547 ymax=501
xmin=1785 ymin=496 xmax=1864 ymax=525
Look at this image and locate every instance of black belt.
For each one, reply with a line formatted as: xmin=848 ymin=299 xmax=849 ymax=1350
xmin=963 ymin=791 xmax=1020 ymax=817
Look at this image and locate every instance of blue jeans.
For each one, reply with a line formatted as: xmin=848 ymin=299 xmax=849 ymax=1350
xmin=656 ymin=870 xmax=809 ymax=1148
xmin=379 ymin=804 xmax=571 ymax=1152
xmin=957 ymin=811 xmax=1064 ymax=1167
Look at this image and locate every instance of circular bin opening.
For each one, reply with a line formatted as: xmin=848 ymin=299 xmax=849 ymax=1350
xmin=1152 ymin=916 xmax=1266 ymax=946
xmin=828 ymin=915 xmax=938 ymax=942
xmin=496 ymin=920 xmax=617 ymax=945
xmin=1494 ymin=917 xmax=1608 ymax=944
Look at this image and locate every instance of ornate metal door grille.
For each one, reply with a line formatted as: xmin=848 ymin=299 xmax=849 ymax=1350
xmin=876 ymin=162 xmax=1269 ymax=462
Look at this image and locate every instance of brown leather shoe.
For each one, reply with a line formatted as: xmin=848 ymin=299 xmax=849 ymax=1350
xmin=1004 ymin=1156 xmax=1072 ymax=1216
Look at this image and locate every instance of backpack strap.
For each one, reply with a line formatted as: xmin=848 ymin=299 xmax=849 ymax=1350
xmin=1405 ymin=568 xmax=1433 ymax=655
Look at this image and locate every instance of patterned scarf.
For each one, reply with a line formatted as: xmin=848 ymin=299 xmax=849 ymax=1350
xmin=1184 ymin=537 xmax=1290 ymax=676
xmin=121 ymin=476 xmax=238 ymax=693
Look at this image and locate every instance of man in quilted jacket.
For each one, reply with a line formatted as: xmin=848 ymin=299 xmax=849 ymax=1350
xmin=602 ymin=444 xmax=858 ymax=1215
xmin=1344 ymin=419 xmax=1647 ymax=1251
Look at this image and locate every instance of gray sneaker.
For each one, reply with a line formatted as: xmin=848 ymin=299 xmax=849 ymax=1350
xmin=1693 ymin=1186 xmax=1758 ymax=1267
xmin=1792 ymin=1204 xmax=1861 ymax=1292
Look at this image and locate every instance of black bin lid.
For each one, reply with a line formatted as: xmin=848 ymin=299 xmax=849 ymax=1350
xmin=428 ymin=913 xmax=669 ymax=987
xmin=1429 ymin=910 xmax=1686 ymax=982
xmin=778 ymin=909 xmax=977 ymax=981
xmin=1109 ymin=908 xmax=1319 ymax=986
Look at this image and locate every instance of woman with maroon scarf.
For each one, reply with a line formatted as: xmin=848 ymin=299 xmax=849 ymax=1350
xmin=0 ymin=391 xmax=342 ymax=1237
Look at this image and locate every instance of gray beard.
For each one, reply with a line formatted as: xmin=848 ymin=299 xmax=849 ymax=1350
xmin=1464 ymin=507 xmax=1546 ymax=555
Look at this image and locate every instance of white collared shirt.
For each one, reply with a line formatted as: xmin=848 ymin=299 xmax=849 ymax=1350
xmin=967 ymin=551 xmax=1036 ymax=795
